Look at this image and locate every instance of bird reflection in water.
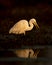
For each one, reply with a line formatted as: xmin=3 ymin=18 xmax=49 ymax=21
xmin=14 ymin=49 xmax=40 ymax=59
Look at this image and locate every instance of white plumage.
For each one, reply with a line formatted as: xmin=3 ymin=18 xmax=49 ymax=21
xmin=9 ymin=18 xmax=39 ymax=35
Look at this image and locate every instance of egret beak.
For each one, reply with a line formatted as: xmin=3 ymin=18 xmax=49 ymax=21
xmin=34 ymin=22 xmax=40 ymax=29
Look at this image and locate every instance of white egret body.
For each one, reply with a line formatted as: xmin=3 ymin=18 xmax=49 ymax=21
xmin=9 ymin=18 xmax=39 ymax=35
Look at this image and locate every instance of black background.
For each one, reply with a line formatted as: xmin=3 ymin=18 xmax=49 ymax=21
xmin=0 ymin=1 xmax=52 ymax=65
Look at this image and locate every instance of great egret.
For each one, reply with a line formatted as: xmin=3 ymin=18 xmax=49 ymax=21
xmin=14 ymin=49 xmax=40 ymax=58
xmin=9 ymin=18 xmax=39 ymax=35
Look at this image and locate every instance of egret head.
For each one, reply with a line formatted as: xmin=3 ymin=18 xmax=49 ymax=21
xmin=30 ymin=18 xmax=39 ymax=29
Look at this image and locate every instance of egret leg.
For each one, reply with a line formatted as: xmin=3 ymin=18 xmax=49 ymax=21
xmin=23 ymin=31 xmax=25 ymax=35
